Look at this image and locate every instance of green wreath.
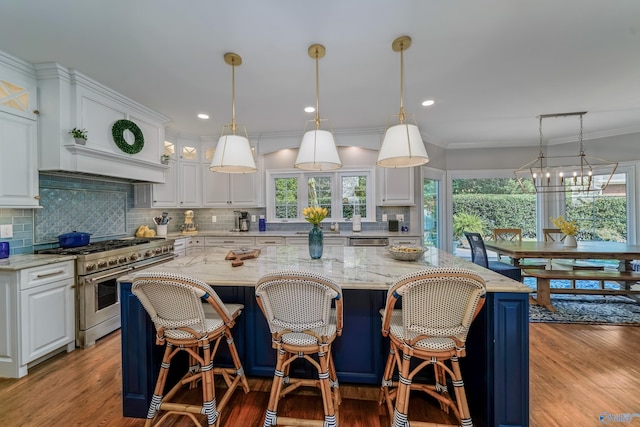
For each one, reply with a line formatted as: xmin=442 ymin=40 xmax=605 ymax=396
xmin=112 ymin=119 xmax=144 ymax=154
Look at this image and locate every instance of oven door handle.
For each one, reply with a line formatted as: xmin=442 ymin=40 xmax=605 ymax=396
xmin=86 ymin=267 xmax=134 ymax=283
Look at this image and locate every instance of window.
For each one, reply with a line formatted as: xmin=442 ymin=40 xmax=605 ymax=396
xmin=274 ymin=176 xmax=299 ymax=220
xmin=449 ymin=172 xmax=532 ymax=255
xmin=267 ymin=169 xmax=374 ymax=223
xmin=341 ymin=174 xmax=368 ymax=219
xmin=308 ymin=176 xmax=332 ymax=218
xmin=565 ymin=172 xmax=628 ymax=242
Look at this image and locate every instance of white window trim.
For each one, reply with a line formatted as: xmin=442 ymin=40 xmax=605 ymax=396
xmin=446 ymin=165 xmax=637 ymax=246
xmin=266 ymin=168 xmax=375 ymax=223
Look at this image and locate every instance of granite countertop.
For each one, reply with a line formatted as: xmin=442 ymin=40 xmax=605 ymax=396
xmin=0 ymin=254 xmax=77 ymax=271
xmin=120 ymin=245 xmax=530 ymax=294
xmin=165 ymin=230 xmax=422 ymax=239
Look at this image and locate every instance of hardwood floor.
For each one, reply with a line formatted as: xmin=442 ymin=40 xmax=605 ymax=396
xmin=1 ymin=323 xmax=639 ymax=426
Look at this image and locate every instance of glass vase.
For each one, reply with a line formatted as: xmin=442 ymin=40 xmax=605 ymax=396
xmin=308 ymin=224 xmax=324 ymax=259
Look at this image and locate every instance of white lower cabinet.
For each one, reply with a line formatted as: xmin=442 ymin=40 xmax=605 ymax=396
xmin=185 ymin=236 xmax=205 ymax=256
xmin=0 ymin=260 xmax=75 ymax=378
xmin=388 ymin=237 xmax=422 ymax=246
xmin=204 ymin=236 xmax=255 ymax=247
xmin=285 ymin=236 xmax=347 ymax=246
xmin=173 ymin=237 xmax=187 ymax=257
xmin=255 ymin=236 xmax=285 ymax=245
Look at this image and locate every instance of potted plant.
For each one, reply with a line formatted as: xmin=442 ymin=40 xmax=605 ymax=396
xmin=453 ymin=212 xmax=484 ymax=247
xmin=69 ymin=128 xmax=88 ymax=145
xmin=160 ymin=154 xmax=171 ymax=165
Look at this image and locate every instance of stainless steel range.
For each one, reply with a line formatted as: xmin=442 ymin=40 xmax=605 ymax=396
xmin=38 ymin=238 xmax=175 ymax=348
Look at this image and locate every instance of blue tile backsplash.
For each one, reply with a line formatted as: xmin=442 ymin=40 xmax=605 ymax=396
xmin=35 ymin=187 xmax=127 ymax=244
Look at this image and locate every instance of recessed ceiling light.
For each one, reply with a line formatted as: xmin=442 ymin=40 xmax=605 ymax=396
xmin=197 ymin=113 xmax=210 ymax=119
xmin=421 ymin=99 xmax=435 ymax=107
xmin=304 ymin=106 xmax=315 ymax=113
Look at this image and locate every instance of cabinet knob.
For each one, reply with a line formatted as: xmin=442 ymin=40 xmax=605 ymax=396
xmin=33 ymin=110 xmax=40 ymax=115
xmin=34 ymin=195 xmax=41 ymax=200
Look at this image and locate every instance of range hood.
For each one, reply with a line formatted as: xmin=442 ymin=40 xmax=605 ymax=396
xmin=35 ymin=63 xmax=171 ymax=183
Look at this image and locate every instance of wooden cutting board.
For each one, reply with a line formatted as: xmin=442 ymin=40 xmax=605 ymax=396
xmin=225 ymin=249 xmax=261 ymax=267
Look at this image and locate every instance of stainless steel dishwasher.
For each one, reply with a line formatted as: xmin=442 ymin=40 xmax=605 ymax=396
xmin=349 ymin=237 xmax=389 ymax=246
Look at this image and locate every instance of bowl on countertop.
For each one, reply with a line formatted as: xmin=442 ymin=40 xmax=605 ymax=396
xmin=386 ymin=245 xmax=427 ymax=261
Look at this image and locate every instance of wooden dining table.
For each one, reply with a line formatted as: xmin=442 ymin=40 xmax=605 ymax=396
xmin=483 ymin=240 xmax=640 ymax=272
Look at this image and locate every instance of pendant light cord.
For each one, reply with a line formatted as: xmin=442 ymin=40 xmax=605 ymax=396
xmin=230 ymin=57 xmax=237 ymax=133
xmin=399 ymin=42 xmax=405 ymax=123
xmin=314 ymin=46 xmax=321 ymax=130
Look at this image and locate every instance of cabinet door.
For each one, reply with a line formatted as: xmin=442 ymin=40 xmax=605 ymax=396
xmin=230 ymin=173 xmax=259 ymax=206
xmin=0 ymin=113 xmax=39 ymax=207
xmin=179 ymin=162 xmax=202 ymax=207
xmin=202 ymin=139 xmax=260 ymax=207
xmin=389 ymin=237 xmax=421 ymax=246
xmin=377 ymin=167 xmax=414 ymax=206
xmin=152 ymin=159 xmax=178 ymax=207
xmin=20 ymin=278 xmax=74 ymax=364
xmin=202 ymin=168 xmax=232 ymax=206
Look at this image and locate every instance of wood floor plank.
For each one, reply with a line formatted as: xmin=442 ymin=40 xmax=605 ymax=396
xmin=1 ymin=323 xmax=640 ymax=426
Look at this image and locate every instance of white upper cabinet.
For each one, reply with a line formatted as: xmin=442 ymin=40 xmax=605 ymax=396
xmin=202 ymin=140 xmax=261 ymax=207
xmin=376 ymin=166 xmax=415 ymax=206
xmin=178 ymin=139 xmax=202 ymax=207
xmin=0 ymin=52 xmax=40 ymax=207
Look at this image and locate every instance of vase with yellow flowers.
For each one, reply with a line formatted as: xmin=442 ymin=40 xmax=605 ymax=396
xmin=550 ymin=215 xmax=579 ymax=247
xmin=303 ymin=206 xmax=328 ymax=259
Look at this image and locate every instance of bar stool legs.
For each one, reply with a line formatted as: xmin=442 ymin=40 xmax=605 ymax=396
xmin=263 ymin=341 xmax=341 ymax=427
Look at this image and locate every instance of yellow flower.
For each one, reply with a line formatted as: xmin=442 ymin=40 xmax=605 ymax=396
xmin=303 ymin=206 xmax=328 ymax=225
xmin=550 ymin=215 xmax=579 ymax=236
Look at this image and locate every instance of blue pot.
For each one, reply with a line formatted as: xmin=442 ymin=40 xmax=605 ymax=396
xmin=58 ymin=231 xmax=91 ymax=248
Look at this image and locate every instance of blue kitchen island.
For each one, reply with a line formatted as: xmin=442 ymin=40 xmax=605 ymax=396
xmin=119 ymin=245 xmax=530 ymax=427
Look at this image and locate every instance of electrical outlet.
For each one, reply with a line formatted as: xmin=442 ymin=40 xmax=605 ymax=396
xmin=382 ymin=214 xmax=388 ymax=221
xmin=396 ymin=214 xmax=404 ymax=221
xmin=0 ymin=224 xmax=13 ymax=238
xmin=211 ymin=216 xmax=217 ymax=223
xmin=251 ymin=215 xmax=256 ymax=222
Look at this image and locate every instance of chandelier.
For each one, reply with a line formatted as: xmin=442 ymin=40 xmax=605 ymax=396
xmin=514 ymin=112 xmax=618 ymax=194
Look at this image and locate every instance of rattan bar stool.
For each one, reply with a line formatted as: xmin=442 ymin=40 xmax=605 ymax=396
xmin=132 ymin=272 xmax=250 ymax=427
xmin=255 ymin=270 xmax=344 ymax=427
xmin=379 ymin=268 xmax=486 ymax=427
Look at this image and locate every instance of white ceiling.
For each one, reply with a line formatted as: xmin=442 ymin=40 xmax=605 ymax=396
xmin=2 ymin=0 xmax=640 ymax=149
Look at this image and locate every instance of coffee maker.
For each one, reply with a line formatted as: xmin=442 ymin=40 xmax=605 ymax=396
xmin=236 ymin=211 xmax=250 ymax=232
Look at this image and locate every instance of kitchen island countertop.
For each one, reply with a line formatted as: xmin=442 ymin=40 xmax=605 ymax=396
xmin=0 ymin=254 xmax=76 ymax=271
xmin=120 ymin=245 xmax=529 ymax=293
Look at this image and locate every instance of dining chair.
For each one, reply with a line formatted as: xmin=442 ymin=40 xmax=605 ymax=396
xmin=379 ymin=268 xmax=487 ymax=427
xmin=543 ymin=228 xmax=566 ymax=243
xmin=493 ymin=228 xmax=522 ymax=242
xmin=132 ymin=272 xmax=250 ymax=427
xmin=493 ymin=227 xmax=548 ymax=271
xmin=465 ymin=232 xmax=522 ymax=281
xmin=255 ymin=270 xmax=343 ymax=427
xmin=492 ymin=228 xmax=524 ymax=263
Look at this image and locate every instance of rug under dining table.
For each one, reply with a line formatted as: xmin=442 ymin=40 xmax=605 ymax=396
xmin=524 ymin=277 xmax=640 ymax=326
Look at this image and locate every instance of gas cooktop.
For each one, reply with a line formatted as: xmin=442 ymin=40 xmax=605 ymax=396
xmin=38 ymin=238 xmax=156 ymax=255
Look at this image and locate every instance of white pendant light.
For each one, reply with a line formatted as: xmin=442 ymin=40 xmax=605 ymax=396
xmin=210 ymin=52 xmax=257 ymax=174
xmin=294 ymin=44 xmax=342 ymax=171
xmin=377 ymin=36 xmax=429 ymax=168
